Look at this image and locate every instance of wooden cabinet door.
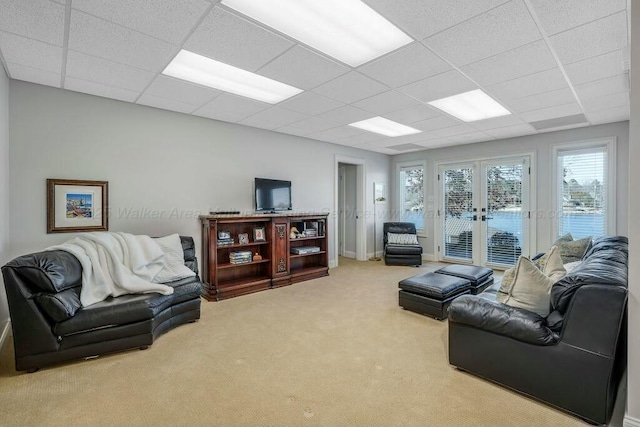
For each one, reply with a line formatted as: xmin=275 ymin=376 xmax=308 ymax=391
xmin=271 ymin=218 xmax=290 ymax=286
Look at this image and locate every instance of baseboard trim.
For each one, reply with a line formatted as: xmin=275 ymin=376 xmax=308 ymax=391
xmin=423 ymin=254 xmax=436 ymax=262
xmin=0 ymin=319 xmax=10 ymax=350
xmin=343 ymin=251 xmax=356 ymax=259
xmin=624 ymin=415 xmax=640 ymax=427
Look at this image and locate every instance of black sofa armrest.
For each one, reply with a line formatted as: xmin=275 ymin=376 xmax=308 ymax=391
xmin=449 ymin=295 xmax=559 ymax=345
xmin=561 ymin=284 xmax=627 ymax=357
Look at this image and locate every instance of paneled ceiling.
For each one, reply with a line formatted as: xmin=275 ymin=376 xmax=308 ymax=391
xmin=0 ymin=0 xmax=630 ymax=154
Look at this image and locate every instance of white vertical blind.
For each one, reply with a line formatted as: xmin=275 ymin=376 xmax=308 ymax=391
xmin=557 ymin=147 xmax=607 ymax=239
xmin=443 ymin=167 xmax=473 ymax=260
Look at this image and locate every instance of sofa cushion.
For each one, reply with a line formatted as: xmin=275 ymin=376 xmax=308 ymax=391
xmin=498 ymin=246 xmax=565 ymax=302
xmin=153 ymin=234 xmax=196 ymax=283
xmin=502 ymin=256 xmax=560 ymax=316
xmin=555 ymin=236 xmax=592 ymax=264
xmin=387 ymin=233 xmax=419 ymax=245
xmin=7 ymin=250 xmax=82 ymax=293
xmin=385 ymin=244 xmax=422 ymax=255
xmin=36 ymin=288 xmax=82 ymax=322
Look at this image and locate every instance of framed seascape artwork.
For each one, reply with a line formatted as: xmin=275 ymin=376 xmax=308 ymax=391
xmin=47 ymin=179 xmax=109 ymax=233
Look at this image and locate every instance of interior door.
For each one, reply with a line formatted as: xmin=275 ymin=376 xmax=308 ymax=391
xmin=439 ymin=156 xmax=530 ymax=267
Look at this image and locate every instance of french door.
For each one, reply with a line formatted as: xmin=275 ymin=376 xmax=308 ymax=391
xmin=439 ymin=156 xmax=530 ymax=268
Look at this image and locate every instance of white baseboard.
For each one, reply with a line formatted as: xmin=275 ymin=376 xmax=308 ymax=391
xmin=0 ymin=319 xmax=10 ymax=350
xmin=422 ymin=254 xmax=437 ymax=262
xmin=342 ymin=250 xmax=356 ymax=259
xmin=624 ymin=415 xmax=640 ymax=427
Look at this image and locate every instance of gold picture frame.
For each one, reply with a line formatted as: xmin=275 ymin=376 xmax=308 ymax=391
xmin=47 ymin=179 xmax=109 ymax=233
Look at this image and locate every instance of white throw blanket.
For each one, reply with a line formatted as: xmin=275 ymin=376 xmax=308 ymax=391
xmin=47 ymin=232 xmax=174 ymax=307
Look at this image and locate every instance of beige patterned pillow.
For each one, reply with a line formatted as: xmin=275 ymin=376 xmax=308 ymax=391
xmin=503 ymin=257 xmax=555 ymax=316
xmin=387 ymin=233 xmax=419 ymax=245
xmin=555 ymin=236 xmax=591 ymax=264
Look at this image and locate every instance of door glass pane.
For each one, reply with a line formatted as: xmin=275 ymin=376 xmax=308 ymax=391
xmin=558 ymin=149 xmax=607 ymax=238
xmin=485 ymin=164 xmax=523 ymax=266
xmin=399 ymin=167 xmax=424 ymax=230
xmin=443 ymin=168 xmax=473 ymax=260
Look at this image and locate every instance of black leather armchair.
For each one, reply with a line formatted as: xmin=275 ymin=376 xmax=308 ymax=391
xmin=448 ymin=236 xmax=628 ymax=425
xmin=383 ymin=222 xmax=422 ymax=266
xmin=1 ymin=236 xmax=203 ymax=372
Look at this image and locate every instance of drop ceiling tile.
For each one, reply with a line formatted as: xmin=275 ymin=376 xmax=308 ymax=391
xmin=461 ymin=40 xmax=556 ymax=86
xmin=487 ymin=68 xmax=568 ymax=101
xmin=0 ymin=31 xmax=62 ymax=74
xmin=585 ymin=105 xmax=629 ymax=125
xmin=7 ymin=62 xmax=60 ymax=87
xmin=72 ymin=0 xmax=211 ymax=44
xmin=399 ymin=70 xmax=477 ymax=103
xmin=363 ymin=0 xmax=509 ymax=40
xmin=377 ymin=132 xmax=435 ymax=145
xmin=184 ymin=6 xmax=293 ymax=71
xmin=424 ymin=0 xmax=541 ymax=66
xmin=357 ymin=42 xmax=451 ymax=88
xmin=528 ymin=0 xmax=626 ymax=35
xmin=575 ymin=74 xmax=628 ymax=102
xmin=0 ymin=0 xmax=65 ymax=45
xmin=352 ymin=90 xmax=422 ymax=116
xmin=383 ymin=104 xmax=441 ymax=124
xmin=66 ymin=50 xmax=155 ymax=92
xmin=278 ymin=92 xmax=343 ymax=116
xmin=312 ymin=71 xmax=388 ymax=104
xmin=484 ymin=123 xmax=537 ymax=139
xmin=69 ymin=11 xmax=176 ymax=72
xmin=564 ymin=50 xmax=625 ymax=86
xmin=431 ymin=124 xmax=478 ymax=138
xmin=275 ymin=126 xmax=315 ymax=137
xmin=414 ymin=138 xmax=456 ymax=149
xmin=136 ymin=93 xmax=198 ymax=114
xmin=239 ymin=107 xmax=308 ymax=130
xmin=317 ymin=105 xmax=373 ymax=125
xmin=335 ymin=132 xmax=385 ymax=146
xmin=257 ymin=45 xmax=349 ymax=90
xmin=519 ymin=103 xmax=583 ymax=122
xmin=412 ymin=115 xmax=461 ymax=131
xmin=549 ymin=12 xmax=628 ymax=65
xmin=287 ymin=116 xmax=342 ymax=133
xmin=505 ymin=88 xmax=577 ymax=114
xmin=307 ymin=126 xmax=364 ymax=142
xmin=64 ymin=77 xmax=140 ymax=102
xmin=470 ymin=114 xmax=526 ymax=130
xmin=193 ymin=93 xmax=270 ymax=122
xmin=144 ymin=75 xmax=220 ymax=106
xmin=581 ymin=92 xmax=629 ymax=112
xmin=447 ymin=131 xmax=493 ymax=144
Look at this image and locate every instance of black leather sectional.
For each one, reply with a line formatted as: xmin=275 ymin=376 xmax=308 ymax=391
xmin=448 ymin=236 xmax=628 ymax=425
xmin=1 ymin=236 xmax=203 ymax=372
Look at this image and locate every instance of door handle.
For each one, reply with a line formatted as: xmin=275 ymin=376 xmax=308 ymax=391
xmin=481 ymin=215 xmax=486 ymax=221
xmin=472 ymin=215 xmax=477 ymax=221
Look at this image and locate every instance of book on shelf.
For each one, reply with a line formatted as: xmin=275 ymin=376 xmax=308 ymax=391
xmin=290 ymin=246 xmax=321 ymax=255
xmin=229 ymin=251 xmax=253 ymax=264
xmin=217 ymin=238 xmax=235 ymax=246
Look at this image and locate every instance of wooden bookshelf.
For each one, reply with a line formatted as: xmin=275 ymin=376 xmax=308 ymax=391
xmin=200 ymin=213 xmax=329 ymax=300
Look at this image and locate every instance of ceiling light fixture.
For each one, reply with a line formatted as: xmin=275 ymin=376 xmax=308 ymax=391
xmin=428 ymin=89 xmax=511 ymax=122
xmin=162 ymin=49 xmax=303 ymax=104
xmin=348 ymin=117 xmax=422 ymax=137
xmin=220 ymin=0 xmax=413 ymax=67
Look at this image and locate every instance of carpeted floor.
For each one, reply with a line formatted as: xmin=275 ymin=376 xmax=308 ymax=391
xmin=0 ymin=258 xmax=592 ymax=426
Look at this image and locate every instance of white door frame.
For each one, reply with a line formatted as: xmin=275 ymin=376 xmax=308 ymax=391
xmin=334 ymin=155 xmax=367 ymax=267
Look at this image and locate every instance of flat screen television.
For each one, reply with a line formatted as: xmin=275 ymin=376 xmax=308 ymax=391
xmin=254 ymin=178 xmax=292 ymax=213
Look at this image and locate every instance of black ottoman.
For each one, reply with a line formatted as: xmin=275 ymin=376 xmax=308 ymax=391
xmin=398 ymin=272 xmax=471 ymax=320
xmin=435 ymin=264 xmax=494 ymax=295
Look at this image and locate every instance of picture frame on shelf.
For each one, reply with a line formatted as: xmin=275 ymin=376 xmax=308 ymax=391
xmin=238 ymin=233 xmax=250 ymax=245
xmin=218 ymin=230 xmax=231 ymax=240
xmin=47 ymin=178 xmax=108 ymax=233
xmin=253 ymin=226 xmax=266 ymax=242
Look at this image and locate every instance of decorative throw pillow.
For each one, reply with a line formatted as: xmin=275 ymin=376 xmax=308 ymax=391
xmin=152 ymin=234 xmax=196 ymax=284
xmin=555 ymin=236 xmax=592 ymax=264
xmin=502 ymin=257 xmax=556 ymax=317
xmin=553 ymin=233 xmax=573 ymax=245
xmin=563 ymin=260 xmax=582 ymax=274
xmin=387 ymin=233 xmax=419 ymax=245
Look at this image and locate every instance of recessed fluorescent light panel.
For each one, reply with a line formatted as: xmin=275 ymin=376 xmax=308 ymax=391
xmin=349 ymin=117 xmax=422 ymax=137
xmin=162 ymin=50 xmax=302 ymax=104
xmin=221 ymin=0 xmax=413 ymax=67
xmin=428 ymin=89 xmax=511 ymax=122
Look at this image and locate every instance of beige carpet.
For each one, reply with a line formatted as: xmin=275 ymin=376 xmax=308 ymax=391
xmin=0 ymin=258 xmax=587 ymax=426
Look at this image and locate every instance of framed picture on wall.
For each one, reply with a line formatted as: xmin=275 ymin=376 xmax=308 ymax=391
xmin=47 ymin=179 xmax=109 ymax=233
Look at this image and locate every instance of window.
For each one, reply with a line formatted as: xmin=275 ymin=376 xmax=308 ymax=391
xmin=398 ymin=161 xmax=425 ymax=233
xmin=553 ymin=139 xmax=616 ymax=239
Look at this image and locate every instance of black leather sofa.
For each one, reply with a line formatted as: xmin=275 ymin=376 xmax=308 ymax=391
xmin=383 ymin=222 xmax=422 ymax=266
xmin=448 ymin=236 xmax=628 ymax=425
xmin=1 ymin=236 xmax=203 ymax=372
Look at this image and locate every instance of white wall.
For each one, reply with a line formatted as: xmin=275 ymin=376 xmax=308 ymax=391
xmin=391 ymin=122 xmax=629 ymax=258
xmin=0 ymin=65 xmax=10 ymax=344
xmin=8 ymin=81 xmax=391 ymax=268
xmin=625 ymin=1 xmax=639 ymax=425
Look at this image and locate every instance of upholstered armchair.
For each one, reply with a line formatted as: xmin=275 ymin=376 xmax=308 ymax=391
xmin=383 ymin=222 xmax=422 ymax=266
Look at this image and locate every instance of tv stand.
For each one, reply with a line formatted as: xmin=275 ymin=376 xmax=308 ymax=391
xmin=199 ymin=213 xmax=329 ymax=300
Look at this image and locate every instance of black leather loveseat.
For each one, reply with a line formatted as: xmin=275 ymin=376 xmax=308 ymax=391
xmin=383 ymin=222 xmax=422 ymax=266
xmin=1 ymin=236 xmax=203 ymax=372
xmin=448 ymin=236 xmax=628 ymax=425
